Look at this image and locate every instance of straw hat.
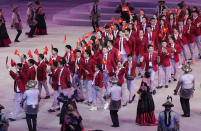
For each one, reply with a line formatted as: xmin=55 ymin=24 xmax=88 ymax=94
xmin=162 ymin=96 xmax=174 ymax=107
xmin=109 ymin=77 xmax=119 ymax=84
xmin=182 ymin=62 xmax=192 ymax=73
xmin=26 ymin=80 xmax=37 ymax=88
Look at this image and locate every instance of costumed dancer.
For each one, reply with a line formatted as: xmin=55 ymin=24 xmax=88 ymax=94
xmin=26 ymin=2 xmax=36 ymax=38
xmin=0 ymin=104 xmax=9 ymax=131
xmin=90 ymin=0 xmax=101 ymax=32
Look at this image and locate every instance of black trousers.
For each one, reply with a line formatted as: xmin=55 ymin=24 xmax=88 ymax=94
xmin=29 ymin=25 xmax=35 ymax=37
xmin=26 ymin=114 xmax=37 ymax=131
xmin=180 ymin=97 xmax=190 ymax=115
xmin=92 ymin=20 xmax=99 ymax=31
xmin=15 ymin=29 xmax=22 ymax=41
xmin=110 ymin=110 xmax=119 ymax=126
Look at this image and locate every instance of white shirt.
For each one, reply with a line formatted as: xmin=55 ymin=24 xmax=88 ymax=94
xmin=128 ymin=61 xmax=132 ymax=75
xmin=149 ymin=53 xmax=153 ymax=67
xmin=12 ymin=13 xmax=17 ymax=23
xmin=108 ymin=85 xmax=122 ymax=101
xmin=148 ymin=32 xmax=152 ymax=44
xmin=179 ymin=73 xmax=195 ymax=89
xmin=23 ymin=88 xmax=39 ymax=106
xmin=119 ymin=38 xmax=126 ymax=55
xmin=58 ymin=68 xmax=64 ymax=86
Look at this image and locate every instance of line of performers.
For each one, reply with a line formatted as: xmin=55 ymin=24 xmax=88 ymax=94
xmin=0 ymin=1 xmax=47 ymax=47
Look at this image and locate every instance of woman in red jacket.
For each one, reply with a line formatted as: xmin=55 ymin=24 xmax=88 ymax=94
xmin=90 ymin=64 xmax=107 ymax=111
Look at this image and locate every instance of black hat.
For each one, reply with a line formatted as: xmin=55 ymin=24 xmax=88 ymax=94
xmin=162 ymin=96 xmax=174 ymax=107
xmin=0 ymin=104 xmax=5 ymax=110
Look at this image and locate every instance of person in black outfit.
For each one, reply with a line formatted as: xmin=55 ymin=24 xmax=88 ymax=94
xmin=90 ymin=0 xmax=101 ymax=32
xmin=26 ymin=2 xmax=36 ymax=38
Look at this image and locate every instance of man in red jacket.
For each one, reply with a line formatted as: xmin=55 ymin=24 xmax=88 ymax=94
xmin=158 ymin=40 xmax=171 ymax=88
xmin=48 ymin=62 xmax=60 ymax=112
xmin=83 ymin=50 xmax=95 ymax=106
xmin=6 ymin=63 xmax=26 ymax=121
xmin=192 ymin=10 xmax=201 ymax=59
xmin=20 ymin=54 xmax=29 ymax=79
xmin=64 ymin=45 xmax=74 ymax=74
xmin=27 ymin=59 xmax=36 ymax=81
xmin=35 ymin=54 xmax=50 ymax=99
xmin=143 ymin=45 xmax=158 ymax=94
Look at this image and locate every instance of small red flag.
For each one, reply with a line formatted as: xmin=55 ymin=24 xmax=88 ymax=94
xmin=139 ymin=9 xmax=145 ymax=15
xmin=34 ymin=49 xmax=39 ymax=56
xmin=82 ymin=45 xmax=87 ymax=53
xmin=11 ymin=59 xmax=16 ymax=67
xmin=103 ymin=24 xmax=107 ymax=28
xmin=116 ymin=18 xmax=123 ymax=24
xmin=14 ymin=49 xmax=20 ymax=57
xmin=64 ymin=34 xmax=66 ymax=43
xmin=110 ymin=17 xmax=115 ymax=24
xmin=82 ymin=35 xmax=85 ymax=41
xmin=6 ymin=56 xmax=8 ymax=64
xmin=117 ymin=52 xmax=121 ymax=60
xmin=77 ymin=38 xmax=81 ymax=46
xmin=95 ymin=37 xmax=99 ymax=44
xmin=174 ymin=7 xmax=178 ymax=14
xmin=43 ymin=46 xmax=48 ymax=55
xmin=28 ymin=50 xmax=33 ymax=58
xmin=49 ymin=58 xmax=53 ymax=66
xmin=85 ymin=32 xmax=91 ymax=39
xmin=122 ymin=6 xmax=129 ymax=12
xmin=51 ymin=44 xmax=54 ymax=52
xmin=168 ymin=9 xmax=172 ymax=14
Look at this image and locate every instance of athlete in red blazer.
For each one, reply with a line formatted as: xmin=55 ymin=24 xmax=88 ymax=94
xmin=27 ymin=59 xmax=36 ymax=81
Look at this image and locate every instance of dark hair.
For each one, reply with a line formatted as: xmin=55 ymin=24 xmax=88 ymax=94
xmin=127 ymin=54 xmax=132 ymax=58
xmin=178 ymin=18 xmax=183 ymax=22
xmin=22 ymin=54 xmax=27 ymax=59
xmin=105 ymin=25 xmax=110 ymax=29
xmin=28 ymin=59 xmax=35 ymax=65
xmin=76 ymin=50 xmax=81 ymax=53
xmin=35 ymin=0 xmax=40 ymax=5
xmin=187 ymin=18 xmax=192 ymax=21
xmin=162 ymin=40 xmax=167 ymax=43
xmin=53 ymin=61 xmax=58 ymax=67
xmin=148 ymin=44 xmax=154 ymax=49
xmin=125 ymin=28 xmax=130 ymax=32
xmin=85 ymin=49 xmax=91 ymax=56
xmin=59 ymin=58 xmax=66 ymax=66
xmin=144 ymin=72 xmax=150 ymax=78
xmin=107 ymin=40 xmax=113 ymax=45
xmin=17 ymin=63 xmax=23 ymax=68
xmin=96 ymin=64 xmax=103 ymax=72
xmin=66 ymin=82 xmax=72 ymax=88
xmin=147 ymin=25 xmax=152 ymax=28
xmin=39 ymin=54 xmax=44 ymax=59
xmin=53 ymin=48 xmax=58 ymax=53
xmin=150 ymin=17 xmax=155 ymax=21
xmin=65 ymin=45 xmax=72 ymax=50
xmin=114 ymin=24 xmax=120 ymax=30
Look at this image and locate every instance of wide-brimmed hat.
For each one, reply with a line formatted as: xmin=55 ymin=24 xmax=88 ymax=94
xmin=182 ymin=63 xmax=192 ymax=73
xmin=162 ymin=96 xmax=174 ymax=107
xmin=26 ymin=80 xmax=37 ymax=88
xmin=12 ymin=6 xmax=18 ymax=12
xmin=109 ymin=77 xmax=119 ymax=84
xmin=0 ymin=104 xmax=5 ymax=110
xmin=158 ymin=0 xmax=165 ymax=3
xmin=27 ymin=2 xmax=33 ymax=7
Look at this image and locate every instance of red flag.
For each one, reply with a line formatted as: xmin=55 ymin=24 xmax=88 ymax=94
xmin=34 ymin=49 xmax=39 ymax=56
xmin=174 ymin=7 xmax=178 ymax=14
xmin=103 ymin=58 xmax=107 ymax=65
xmin=14 ymin=49 xmax=20 ymax=56
xmin=158 ymin=33 xmax=163 ymax=38
xmin=82 ymin=35 xmax=85 ymax=41
xmin=110 ymin=17 xmax=115 ymax=24
xmin=139 ymin=9 xmax=145 ymax=15
xmin=43 ymin=46 xmax=48 ymax=55
xmin=6 ymin=56 xmax=8 ymax=64
xmin=11 ymin=59 xmax=16 ymax=67
xmin=87 ymin=41 xmax=92 ymax=50
xmin=95 ymin=26 xmax=102 ymax=32
xmin=116 ymin=18 xmax=123 ymax=24
xmin=49 ymin=58 xmax=53 ymax=66
xmin=117 ymin=52 xmax=121 ymax=60
xmin=85 ymin=32 xmax=91 ymax=39
xmin=168 ymin=9 xmax=172 ymax=14
xmin=162 ymin=26 xmax=168 ymax=33
xmin=82 ymin=45 xmax=87 ymax=53
xmin=51 ymin=44 xmax=54 ymax=52
xmin=27 ymin=50 xmax=33 ymax=58
xmin=95 ymin=37 xmax=99 ymax=44
xmin=64 ymin=34 xmax=66 ymax=43
xmin=103 ymin=24 xmax=107 ymax=28
xmin=128 ymin=12 xmax=134 ymax=16
xmin=77 ymin=38 xmax=81 ymax=46
xmin=122 ymin=6 xmax=129 ymax=12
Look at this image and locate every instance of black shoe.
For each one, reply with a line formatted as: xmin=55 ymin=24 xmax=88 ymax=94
xmin=181 ymin=114 xmax=190 ymax=117
xmin=168 ymin=80 xmax=171 ymax=83
xmin=9 ymin=118 xmax=16 ymax=121
xmin=123 ymin=102 xmax=127 ymax=107
xmin=129 ymin=95 xmax=136 ymax=103
xmin=56 ymin=107 xmax=60 ymax=111
xmin=152 ymin=90 xmax=156 ymax=95
xmin=199 ymin=55 xmax=201 ymax=59
xmin=173 ymin=79 xmax=177 ymax=81
xmin=44 ymin=96 xmax=50 ymax=99
xmin=188 ymin=58 xmax=192 ymax=60
xmin=165 ymin=85 xmax=168 ymax=88
xmin=156 ymin=86 xmax=163 ymax=89
xmin=28 ymin=35 xmax=34 ymax=38
xmin=111 ymin=125 xmax=119 ymax=127
xmin=48 ymin=109 xmax=55 ymax=112
xmin=88 ymin=102 xmax=92 ymax=106
xmin=56 ymin=113 xmax=61 ymax=117
xmin=14 ymin=40 xmax=20 ymax=42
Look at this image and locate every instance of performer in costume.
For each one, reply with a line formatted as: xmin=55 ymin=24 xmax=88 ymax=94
xmin=174 ymin=63 xmax=195 ymax=117
xmin=90 ymin=0 xmax=101 ymax=32
xmin=26 ymin=2 xmax=36 ymax=38
xmin=136 ymin=72 xmax=158 ymax=126
xmin=11 ymin=6 xmax=22 ymax=42
xmin=0 ymin=9 xmax=11 ymax=47
xmin=158 ymin=96 xmax=180 ymax=131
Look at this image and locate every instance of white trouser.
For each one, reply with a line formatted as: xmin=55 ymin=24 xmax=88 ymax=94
xmin=38 ymin=81 xmax=50 ymax=97
xmin=170 ymin=59 xmax=179 ymax=79
xmin=50 ymin=90 xmax=59 ymax=110
xmin=158 ymin=65 xmax=170 ymax=86
xmin=121 ymin=54 xmax=127 ymax=63
xmin=126 ymin=79 xmax=135 ymax=101
xmin=188 ymin=43 xmax=195 ymax=60
xmin=12 ymin=93 xmax=23 ymax=119
xmin=181 ymin=42 xmax=188 ymax=62
xmin=83 ymin=80 xmax=93 ymax=102
xmin=194 ymin=36 xmax=201 ymax=55
xmin=121 ymin=83 xmax=127 ymax=105
xmin=103 ymin=71 xmax=110 ymax=90
xmin=92 ymin=85 xmax=105 ymax=106
xmin=148 ymin=68 xmax=155 ymax=92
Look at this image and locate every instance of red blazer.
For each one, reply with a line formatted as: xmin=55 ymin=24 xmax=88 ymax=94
xmin=72 ymin=57 xmax=84 ymax=78
xmin=185 ymin=24 xmax=196 ymax=43
xmin=192 ymin=16 xmax=201 ymax=36
xmin=9 ymin=70 xmax=26 ymax=94
xmin=167 ymin=20 xmax=176 ymax=34
xmin=145 ymin=32 xmax=158 ymax=50
xmin=64 ymin=52 xmax=75 ymax=73
xmin=97 ymin=54 xmax=117 ymax=76
xmin=133 ymin=25 xmax=141 ymax=36
xmin=94 ymin=71 xmax=103 ymax=88
xmin=177 ymin=25 xmax=188 ymax=45
xmin=135 ymin=37 xmax=148 ymax=56
xmin=114 ymin=37 xmax=131 ymax=55
xmin=158 ymin=47 xmax=171 ymax=67
xmin=123 ymin=61 xmax=142 ymax=78
xmin=151 ymin=24 xmax=159 ymax=33
xmin=36 ymin=61 xmax=47 ymax=81
xmin=108 ymin=47 xmax=119 ymax=65
xmin=116 ymin=68 xmax=126 ymax=85
xmin=22 ymin=62 xmax=29 ymax=78
xmin=170 ymin=42 xmax=182 ymax=63
xmin=82 ymin=58 xmax=95 ymax=80
xmin=49 ymin=68 xmax=60 ymax=90
xmin=143 ymin=52 xmax=158 ymax=72
xmin=127 ymin=35 xmax=136 ymax=56
xmin=27 ymin=66 xmax=36 ymax=81
xmin=59 ymin=67 xmax=71 ymax=90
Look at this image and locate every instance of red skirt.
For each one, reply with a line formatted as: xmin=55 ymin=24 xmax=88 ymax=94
xmin=136 ymin=111 xmax=158 ymax=126
xmin=0 ymin=38 xmax=11 ymax=47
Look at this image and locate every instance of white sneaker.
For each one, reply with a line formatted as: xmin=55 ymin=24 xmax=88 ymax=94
xmin=89 ymin=106 xmax=97 ymax=111
xmin=104 ymin=102 xmax=109 ymax=110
